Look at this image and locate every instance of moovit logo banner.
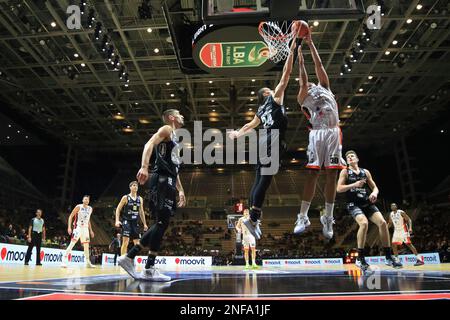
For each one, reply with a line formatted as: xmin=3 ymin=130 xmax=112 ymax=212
xmin=0 ymin=244 xmax=84 ymax=265
xmin=262 ymin=260 xmax=283 ymax=266
xmin=127 ymin=256 xmax=213 ymax=267
xmin=364 ymin=253 xmax=440 ymax=265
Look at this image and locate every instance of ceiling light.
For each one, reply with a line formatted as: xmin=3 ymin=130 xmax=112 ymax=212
xmin=251 ymin=79 xmax=255 ymax=82
xmin=416 ymin=4 xmax=423 ymax=10
xmin=251 ymin=91 xmax=255 ymax=95
xmin=74 ymin=53 xmax=79 ymax=58
xmin=81 ymin=63 xmax=86 ymax=67
xmin=51 ymin=22 xmax=56 ymax=28
xmin=154 ymin=48 xmax=159 ymax=53
xmin=166 ymin=82 xmax=170 ymax=85
xmin=147 ymin=28 xmax=153 ymax=33
xmin=392 ymin=40 xmax=398 ymax=45
xmin=368 ymin=75 xmax=373 ymax=79
xmin=210 ymin=92 xmax=215 ymax=96
xmin=313 ymin=21 xmax=319 ymax=27
xmin=209 ymin=80 xmax=213 ymax=84
xmin=385 ymin=51 xmax=391 ymax=55
xmin=406 ymin=19 xmax=412 ymax=24
xmin=170 ymin=93 xmax=175 ymax=97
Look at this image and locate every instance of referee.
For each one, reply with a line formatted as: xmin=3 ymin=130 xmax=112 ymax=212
xmin=24 ymin=209 xmax=46 ymax=266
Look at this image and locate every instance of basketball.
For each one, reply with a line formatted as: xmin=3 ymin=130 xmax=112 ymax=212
xmin=296 ymin=20 xmax=310 ymax=38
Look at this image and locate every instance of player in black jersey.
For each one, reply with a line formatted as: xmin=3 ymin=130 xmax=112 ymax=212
xmin=114 ymin=181 xmax=148 ymax=256
xmin=337 ymin=150 xmax=402 ymax=272
xmin=228 ymin=39 xmax=296 ymax=239
xmin=118 ymin=109 xmax=186 ymax=281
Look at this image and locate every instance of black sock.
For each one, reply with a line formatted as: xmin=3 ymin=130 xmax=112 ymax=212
xmin=127 ymin=245 xmax=141 ymax=259
xmin=357 ymin=248 xmax=365 ymax=261
xmin=145 ymin=254 xmax=156 ymax=269
xmin=250 ymin=208 xmax=261 ymax=222
xmin=384 ymin=247 xmax=392 ymax=259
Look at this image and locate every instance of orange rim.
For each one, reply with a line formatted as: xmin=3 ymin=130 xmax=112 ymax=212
xmin=258 ymin=21 xmax=296 ymax=41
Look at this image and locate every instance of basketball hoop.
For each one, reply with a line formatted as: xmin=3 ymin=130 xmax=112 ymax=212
xmin=258 ymin=21 xmax=297 ymax=63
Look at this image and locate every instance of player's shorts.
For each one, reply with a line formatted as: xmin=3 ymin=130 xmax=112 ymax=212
xmin=242 ymin=234 xmax=256 ymax=248
xmin=149 ymin=173 xmax=177 ymax=216
xmin=392 ymin=230 xmax=411 ymax=245
xmin=305 ymin=127 xmax=346 ymax=170
xmin=347 ymin=202 xmax=380 ymax=219
xmin=71 ymin=227 xmax=90 ymax=244
xmin=122 ymin=219 xmax=140 ymax=239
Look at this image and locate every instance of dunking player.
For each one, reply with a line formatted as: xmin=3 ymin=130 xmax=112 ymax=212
xmin=337 ymin=151 xmax=402 ymax=272
xmin=118 ymin=109 xmax=186 ymax=281
xmin=235 ymin=208 xmax=259 ymax=269
xmin=61 ymin=195 xmax=95 ymax=268
xmin=388 ymin=203 xmax=424 ymax=266
xmin=115 ymin=181 xmax=148 ymax=255
xmin=228 ymin=36 xmax=297 ymax=240
xmin=294 ymin=28 xmax=346 ymax=239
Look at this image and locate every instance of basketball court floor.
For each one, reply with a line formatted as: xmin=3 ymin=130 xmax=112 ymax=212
xmin=1 ymin=264 xmax=449 ymax=300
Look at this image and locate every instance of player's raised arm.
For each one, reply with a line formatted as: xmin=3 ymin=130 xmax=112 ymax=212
xmin=297 ymin=45 xmax=309 ymax=105
xmin=304 ymin=28 xmax=330 ymax=89
xmin=137 ymin=125 xmax=172 ymax=185
xmin=273 ymin=36 xmax=297 ymax=105
xmin=228 ymin=115 xmax=261 ymax=140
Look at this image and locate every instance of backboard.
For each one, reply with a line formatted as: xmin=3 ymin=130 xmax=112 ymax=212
xmin=202 ymin=0 xmax=365 ymax=24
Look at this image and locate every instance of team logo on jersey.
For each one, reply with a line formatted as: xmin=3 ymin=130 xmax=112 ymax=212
xmin=133 ymin=205 xmax=138 ymax=211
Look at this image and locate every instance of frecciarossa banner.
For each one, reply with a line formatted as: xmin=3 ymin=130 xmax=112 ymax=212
xmin=102 ymin=254 xmax=212 ymax=267
xmin=0 ymin=243 xmax=85 ymax=265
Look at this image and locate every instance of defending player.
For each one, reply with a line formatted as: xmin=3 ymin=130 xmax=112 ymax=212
xmin=235 ymin=208 xmax=259 ymax=269
xmin=337 ymin=151 xmax=402 ymax=272
xmin=228 ymin=34 xmax=297 ymax=240
xmin=61 ymin=195 xmax=95 ymax=268
xmin=388 ymin=203 xmax=424 ymax=266
xmin=118 ymin=109 xmax=186 ymax=281
xmin=115 ymin=181 xmax=148 ymax=255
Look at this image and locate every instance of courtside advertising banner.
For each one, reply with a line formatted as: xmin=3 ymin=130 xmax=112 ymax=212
xmin=262 ymin=258 xmax=343 ymax=267
xmin=365 ymin=252 xmax=440 ymax=265
xmin=0 ymin=243 xmax=85 ymax=265
xmin=102 ymin=253 xmax=212 ymax=267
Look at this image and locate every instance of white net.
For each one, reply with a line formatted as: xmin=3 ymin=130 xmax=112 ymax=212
xmin=258 ymin=21 xmax=297 ymax=63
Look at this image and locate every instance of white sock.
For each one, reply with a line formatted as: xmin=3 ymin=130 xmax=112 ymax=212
xmin=325 ymin=202 xmax=335 ymax=218
xmin=299 ymin=201 xmax=311 ymax=218
xmin=416 ymin=254 xmax=421 ymax=260
xmin=84 ymin=246 xmax=90 ymax=264
xmin=65 ymin=241 xmax=76 ymax=258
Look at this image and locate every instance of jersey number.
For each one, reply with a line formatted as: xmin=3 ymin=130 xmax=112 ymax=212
xmin=261 ymin=112 xmax=274 ymax=127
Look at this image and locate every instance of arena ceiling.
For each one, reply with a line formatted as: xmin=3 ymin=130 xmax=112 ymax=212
xmin=0 ymin=0 xmax=449 ymax=155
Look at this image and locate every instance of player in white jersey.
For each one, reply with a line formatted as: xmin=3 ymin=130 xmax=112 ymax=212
xmin=388 ymin=203 xmax=424 ymax=266
xmin=61 ymin=195 xmax=95 ymax=268
xmin=235 ymin=208 xmax=259 ymax=269
xmin=293 ymin=29 xmax=346 ymax=239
